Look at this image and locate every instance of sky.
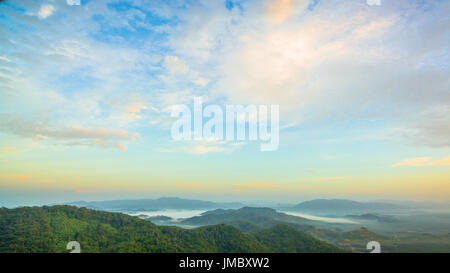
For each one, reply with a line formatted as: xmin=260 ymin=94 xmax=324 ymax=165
xmin=0 ymin=0 xmax=449 ymax=207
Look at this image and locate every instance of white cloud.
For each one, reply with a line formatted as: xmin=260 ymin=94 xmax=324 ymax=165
xmin=193 ymin=77 xmax=208 ymax=86
xmin=263 ymin=0 xmax=310 ymax=23
xmin=0 ymin=56 xmax=12 ymax=62
xmin=164 ymin=56 xmax=189 ymax=74
xmin=38 ymin=4 xmax=55 ymax=19
xmin=168 ymin=0 xmax=449 ymax=148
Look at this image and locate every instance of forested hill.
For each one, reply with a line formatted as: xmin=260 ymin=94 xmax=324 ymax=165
xmin=0 ymin=206 xmax=343 ymax=253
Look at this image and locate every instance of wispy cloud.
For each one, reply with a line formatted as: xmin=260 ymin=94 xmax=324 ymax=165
xmin=164 ymin=56 xmax=189 ymax=74
xmin=319 ymin=176 xmax=346 ymax=181
xmin=156 ymin=138 xmax=246 ymax=155
xmin=393 ymin=157 xmax=430 ymax=167
xmin=115 ymin=143 xmax=127 ymax=151
xmin=5 ymin=174 xmax=30 ymax=180
xmin=263 ymin=0 xmax=310 ymax=23
xmin=0 ymin=146 xmax=17 ymax=155
xmin=66 ymin=0 xmax=81 ymax=6
xmin=0 ymin=116 xmax=137 ymax=151
xmin=393 ymin=157 xmax=450 ymax=166
xmin=190 ymin=145 xmax=228 ymax=154
xmin=157 ymin=145 xmax=230 ymax=155
xmin=431 ymin=157 xmax=450 ymax=166
xmin=123 ymin=113 xmax=142 ymax=119
xmin=237 ymin=183 xmax=276 ymax=188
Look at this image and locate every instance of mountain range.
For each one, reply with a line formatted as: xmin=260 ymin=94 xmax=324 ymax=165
xmin=68 ymin=197 xmax=244 ymax=211
xmin=67 ymin=197 xmax=405 ymax=213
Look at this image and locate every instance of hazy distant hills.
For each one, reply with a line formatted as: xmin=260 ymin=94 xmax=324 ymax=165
xmin=286 ymin=199 xmax=404 ymax=212
xmin=0 ymin=205 xmax=342 ymax=253
xmin=67 ymin=197 xmax=405 ymax=213
xmin=68 ymin=197 xmax=245 ymax=211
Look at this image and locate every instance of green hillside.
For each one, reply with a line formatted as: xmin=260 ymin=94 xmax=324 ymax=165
xmin=0 ymin=206 xmax=341 ymax=253
xmin=251 ymin=225 xmax=345 ymax=253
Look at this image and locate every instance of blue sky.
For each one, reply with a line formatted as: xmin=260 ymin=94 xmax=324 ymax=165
xmin=0 ymin=0 xmax=449 ymax=206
